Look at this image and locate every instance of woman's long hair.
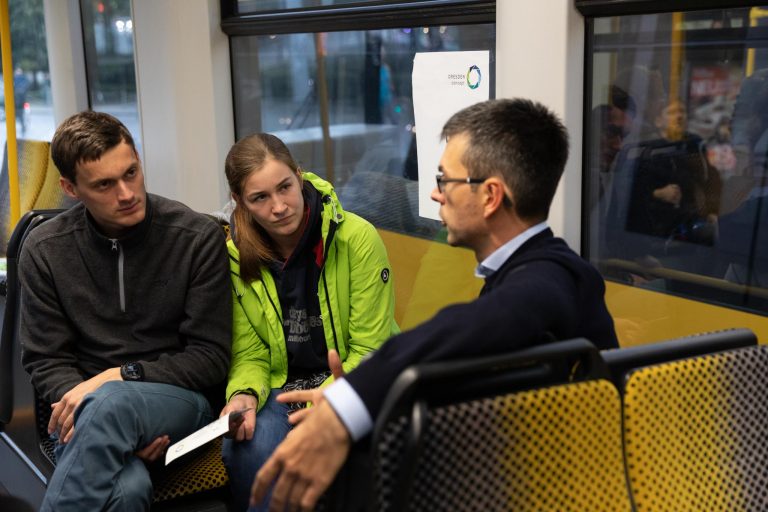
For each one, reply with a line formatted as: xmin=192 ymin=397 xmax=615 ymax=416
xmin=224 ymin=133 xmax=302 ymax=282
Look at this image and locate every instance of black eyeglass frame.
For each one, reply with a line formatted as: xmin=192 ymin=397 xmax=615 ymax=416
xmin=435 ymin=174 xmax=486 ymax=194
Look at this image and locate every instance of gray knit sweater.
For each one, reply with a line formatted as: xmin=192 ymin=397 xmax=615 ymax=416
xmin=20 ymin=193 xmax=232 ymax=404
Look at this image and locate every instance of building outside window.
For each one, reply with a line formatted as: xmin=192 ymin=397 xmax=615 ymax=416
xmin=80 ymin=0 xmax=141 ymax=148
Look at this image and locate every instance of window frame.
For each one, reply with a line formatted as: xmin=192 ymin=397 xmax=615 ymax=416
xmin=219 ymin=0 xmax=494 ymax=35
xmin=575 ymin=0 xmax=759 ymax=18
xmin=580 ymin=3 xmax=768 ymax=316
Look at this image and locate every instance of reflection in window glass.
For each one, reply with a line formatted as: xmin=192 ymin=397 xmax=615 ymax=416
xmin=0 ymin=0 xmax=55 ymax=155
xmin=585 ymin=8 xmax=768 ymax=314
xmin=80 ymin=0 xmax=141 ymax=148
xmin=231 ymin=24 xmax=494 ymax=239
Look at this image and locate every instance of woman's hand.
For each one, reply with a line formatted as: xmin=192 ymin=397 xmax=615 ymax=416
xmin=220 ymin=393 xmax=258 ymax=441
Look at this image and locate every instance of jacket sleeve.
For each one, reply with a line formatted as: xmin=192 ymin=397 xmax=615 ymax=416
xmin=339 ymin=220 xmax=398 ymax=374
xmin=225 ymin=291 xmax=273 ymax=412
xmin=140 ymin=221 xmax=232 ymax=390
xmin=345 ymin=260 xmax=583 ymax=421
xmin=19 ymin=240 xmax=86 ymax=403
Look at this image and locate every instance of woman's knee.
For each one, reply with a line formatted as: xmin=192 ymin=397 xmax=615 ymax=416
xmin=222 ymin=436 xmax=265 ymax=472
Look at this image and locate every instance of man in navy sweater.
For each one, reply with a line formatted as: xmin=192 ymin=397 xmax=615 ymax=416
xmin=251 ymin=98 xmax=618 ymax=511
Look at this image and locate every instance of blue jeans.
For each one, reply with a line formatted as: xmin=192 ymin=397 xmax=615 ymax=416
xmin=222 ymin=389 xmax=292 ymax=512
xmin=41 ymin=381 xmax=213 ymax=512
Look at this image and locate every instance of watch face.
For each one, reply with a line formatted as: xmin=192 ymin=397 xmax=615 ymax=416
xmin=122 ymin=362 xmax=143 ymax=381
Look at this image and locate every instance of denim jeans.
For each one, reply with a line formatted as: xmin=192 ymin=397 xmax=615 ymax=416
xmin=41 ymin=381 xmax=213 ymax=512
xmin=222 ymin=389 xmax=292 ymax=512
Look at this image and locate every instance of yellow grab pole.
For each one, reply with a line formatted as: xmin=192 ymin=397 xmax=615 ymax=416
xmin=0 ymin=0 xmax=20 ymax=227
xmin=746 ymin=7 xmax=768 ymax=78
xmin=668 ymin=13 xmax=683 ymax=103
xmin=667 ymin=12 xmax=684 ymax=141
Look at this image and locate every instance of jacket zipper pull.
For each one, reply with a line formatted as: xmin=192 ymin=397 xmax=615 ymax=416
xmin=324 ymin=195 xmax=341 ymax=221
xmin=110 ymin=239 xmax=118 ymax=251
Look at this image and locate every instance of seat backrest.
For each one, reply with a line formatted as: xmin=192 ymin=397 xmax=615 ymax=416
xmin=371 ymin=339 xmax=632 ymax=512
xmin=1 ymin=209 xmax=65 ymax=425
xmin=601 ymin=327 xmax=757 ymax=391
xmin=622 ymin=344 xmax=768 ymax=511
xmin=0 ymin=140 xmax=76 ymax=256
xmin=375 ymin=379 xmax=630 ymax=512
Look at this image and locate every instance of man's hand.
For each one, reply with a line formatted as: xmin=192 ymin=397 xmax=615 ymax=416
xmin=136 ymin=435 xmax=170 ymax=463
xmin=277 ymin=349 xmax=345 ymax=425
xmin=49 ymin=367 xmax=122 ymax=444
xmin=220 ymin=393 xmax=258 ymax=441
xmin=251 ymin=400 xmax=351 ymax=512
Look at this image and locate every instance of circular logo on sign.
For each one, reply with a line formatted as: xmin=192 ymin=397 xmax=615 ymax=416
xmin=467 ymin=65 xmax=481 ymax=90
xmin=381 ymin=268 xmax=390 ymax=283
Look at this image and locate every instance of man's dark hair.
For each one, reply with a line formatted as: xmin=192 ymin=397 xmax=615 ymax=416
xmin=441 ymin=98 xmax=569 ymax=221
xmin=51 ymin=111 xmax=136 ymax=183
xmin=609 ymin=85 xmax=637 ymax=117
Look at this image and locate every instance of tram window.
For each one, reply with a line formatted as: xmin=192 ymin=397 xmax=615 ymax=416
xmin=585 ymin=7 xmax=768 ymax=315
xmin=0 ymin=0 xmax=55 ymax=154
xmin=79 ymin=0 xmax=141 ymax=149
xmin=230 ymin=24 xmax=495 ymax=239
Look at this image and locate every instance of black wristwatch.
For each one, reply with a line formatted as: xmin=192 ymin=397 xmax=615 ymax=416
xmin=120 ymin=362 xmax=144 ymax=381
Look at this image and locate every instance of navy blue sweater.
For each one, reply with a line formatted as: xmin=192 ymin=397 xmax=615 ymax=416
xmin=345 ymin=229 xmax=618 ymax=420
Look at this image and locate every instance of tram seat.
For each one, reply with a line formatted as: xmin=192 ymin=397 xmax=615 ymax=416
xmin=0 ymin=139 xmax=77 ymax=256
xmin=0 ymin=209 xmax=230 ymax=510
xmin=368 ymin=338 xmax=632 ymax=512
xmin=611 ymin=334 xmax=768 ymax=511
xmin=1 ymin=209 xmax=61 ymax=426
xmin=601 ymin=327 xmax=757 ymax=390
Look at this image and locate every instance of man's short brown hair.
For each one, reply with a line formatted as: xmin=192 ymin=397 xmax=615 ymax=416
xmin=51 ymin=111 xmax=136 ymax=183
xmin=441 ymin=98 xmax=569 ymax=222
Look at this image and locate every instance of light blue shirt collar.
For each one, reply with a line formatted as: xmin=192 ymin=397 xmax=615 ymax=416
xmin=475 ymin=222 xmax=549 ymax=278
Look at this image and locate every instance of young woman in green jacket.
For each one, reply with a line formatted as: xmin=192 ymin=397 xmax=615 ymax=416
xmin=220 ymin=133 xmax=398 ymax=511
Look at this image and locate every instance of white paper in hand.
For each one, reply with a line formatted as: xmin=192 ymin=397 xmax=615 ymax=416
xmin=165 ymin=408 xmax=251 ymax=465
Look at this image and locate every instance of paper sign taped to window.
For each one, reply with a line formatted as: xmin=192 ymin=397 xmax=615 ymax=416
xmin=412 ymin=51 xmax=490 ymax=220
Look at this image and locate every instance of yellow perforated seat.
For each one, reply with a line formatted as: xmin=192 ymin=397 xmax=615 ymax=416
xmin=151 ymin=438 xmax=229 ymax=503
xmin=623 ymin=345 xmax=768 ymax=511
xmin=0 ymin=139 xmax=76 ymax=254
xmin=398 ymin=380 xmax=629 ymax=511
xmin=370 ymin=339 xmax=633 ymax=512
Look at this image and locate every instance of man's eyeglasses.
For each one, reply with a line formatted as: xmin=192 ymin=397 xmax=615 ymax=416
xmin=435 ymin=174 xmax=486 ymax=194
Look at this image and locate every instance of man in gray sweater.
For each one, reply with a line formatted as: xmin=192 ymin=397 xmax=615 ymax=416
xmin=19 ymin=111 xmax=232 ymax=511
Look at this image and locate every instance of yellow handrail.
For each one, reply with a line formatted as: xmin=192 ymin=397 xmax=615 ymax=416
xmin=0 ymin=0 xmax=20 ymax=228
xmin=746 ymin=7 xmax=768 ymax=78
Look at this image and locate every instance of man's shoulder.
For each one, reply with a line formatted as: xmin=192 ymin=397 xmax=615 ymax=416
xmin=23 ymin=205 xmax=84 ymax=248
xmin=502 ymin=235 xmax=592 ymax=278
xmin=149 ymin=194 xmax=219 ymax=235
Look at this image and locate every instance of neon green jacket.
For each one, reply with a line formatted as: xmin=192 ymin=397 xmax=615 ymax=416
xmin=225 ymin=173 xmax=399 ymax=410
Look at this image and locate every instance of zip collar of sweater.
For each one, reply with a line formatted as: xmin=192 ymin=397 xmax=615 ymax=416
xmin=84 ymin=193 xmax=155 ymax=251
